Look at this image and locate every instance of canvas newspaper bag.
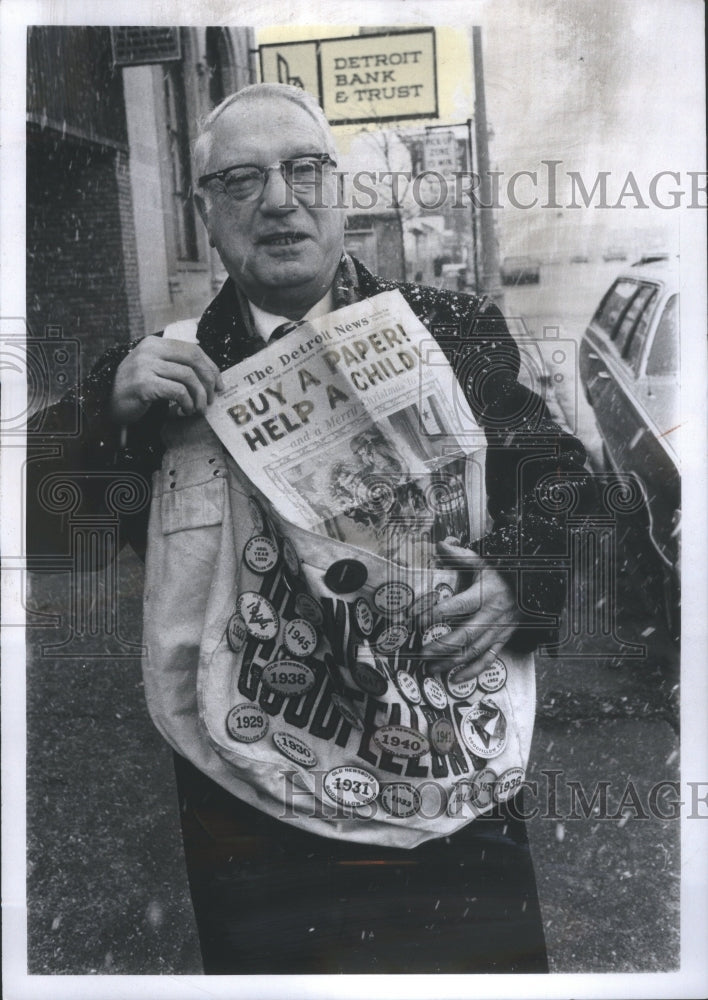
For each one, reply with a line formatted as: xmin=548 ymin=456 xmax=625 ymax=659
xmin=143 ymin=290 xmax=535 ymax=848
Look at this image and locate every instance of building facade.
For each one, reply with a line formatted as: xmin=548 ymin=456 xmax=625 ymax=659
xmin=27 ymin=26 xmax=256 ymax=382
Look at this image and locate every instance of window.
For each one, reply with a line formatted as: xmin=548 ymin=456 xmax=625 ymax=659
xmin=592 ymin=279 xmax=637 ymax=339
xmin=618 ymin=284 xmax=658 ymax=367
xmin=206 ymin=27 xmax=234 ymax=108
xmin=163 ymin=60 xmax=198 ymax=261
xmin=646 ymin=294 xmax=679 ymax=376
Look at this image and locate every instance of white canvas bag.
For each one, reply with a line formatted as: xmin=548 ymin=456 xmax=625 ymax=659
xmin=141 ymin=319 xmax=537 ymax=849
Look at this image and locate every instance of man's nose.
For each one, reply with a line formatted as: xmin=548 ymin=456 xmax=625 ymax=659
xmin=259 ymin=165 xmax=298 ymax=213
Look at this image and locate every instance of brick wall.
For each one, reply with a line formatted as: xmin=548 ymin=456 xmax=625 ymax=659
xmin=26 ymin=127 xmax=143 ymax=388
xmin=27 ymin=26 xmax=128 ymax=147
xmin=115 ymin=149 xmax=145 ymax=343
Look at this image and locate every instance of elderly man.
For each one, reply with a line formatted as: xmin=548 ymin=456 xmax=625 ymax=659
xmin=30 ymin=83 xmax=594 ymax=974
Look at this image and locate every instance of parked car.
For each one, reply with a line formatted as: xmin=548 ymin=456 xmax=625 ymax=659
xmin=570 ymin=253 xmax=590 ymax=263
xmin=602 ymin=246 xmax=628 ymax=262
xmin=579 ymin=261 xmax=680 ymax=636
xmin=500 ymin=255 xmax=541 ymax=285
xmin=632 ymin=251 xmax=671 ymax=267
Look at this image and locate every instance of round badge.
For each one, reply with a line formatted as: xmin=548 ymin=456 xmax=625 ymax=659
xmin=395 ymin=670 xmax=421 ymax=705
xmin=283 ymin=618 xmax=318 ymax=657
xmin=351 ymin=655 xmax=388 ymax=696
xmin=446 ymin=666 xmax=477 ymax=700
xmin=237 ymin=592 xmax=279 ymax=642
xmin=248 ymin=496 xmax=267 ymax=533
xmin=294 ymin=592 xmax=324 ymax=628
xmin=373 ymin=724 xmax=429 ymax=759
xmin=434 ymin=581 xmax=455 ymax=601
xmin=272 ymin=731 xmax=317 ymax=768
xmin=331 ymin=692 xmax=365 ymax=730
xmin=477 ymin=656 xmax=508 ymax=694
xmin=421 ymin=622 xmax=452 ymax=647
xmin=225 ymin=703 xmax=268 ymax=742
xmin=244 ymin=535 xmax=279 ymax=574
xmin=323 ymin=766 xmax=379 ymax=807
xmin=471 ymin=768 xmax=498 ymax=809
xmin=281 ymin=537 xmax=301 ymax=578
xmin=494 ymin=767 xmax=525 ymax=803
xmin=262 ymin=659 xmax=316 ymax=696
xmin=375 ymin=623 xmax=409 ymax=655
xmin=353 ymin=597 xmax=375 ymax=637
xmin=380 ymin=782 xmax=422 ymax=818
xmin=459 ymin=699 xmax=507 ymax=759
xmin=447 ymin=779 xmax=475 ymax=817
xmin=430 ymin=716 xmax=455 ymax=755
xmin=324 ymin=558 xmax=368 ymax=594
xmin=373 ymin=581 xmax=414 ymax=617
xmin=422 ymin=675 xmax=448 ymax=710
xmin=226 ymin=613 xmax=248 ymax=653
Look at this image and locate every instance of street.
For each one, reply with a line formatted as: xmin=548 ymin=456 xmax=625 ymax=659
xmin=501 ymin=258 xmax=636 ymax=467
xmin=502 ymin=258 xmax=680 ymax=970
xmin=25 ymin=259 xmax=680 ymax=975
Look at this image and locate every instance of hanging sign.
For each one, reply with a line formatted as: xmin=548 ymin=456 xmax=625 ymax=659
xmin=260 ymin=29 xmax=438 ymax=125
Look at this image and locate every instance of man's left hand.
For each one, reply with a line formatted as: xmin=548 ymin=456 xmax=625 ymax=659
xmin=420 ymin=539 xmax=517 ymax=681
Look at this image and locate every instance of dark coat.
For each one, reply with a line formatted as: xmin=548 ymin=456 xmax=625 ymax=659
xmin=27 ymin=257 xmax=596 ymax=651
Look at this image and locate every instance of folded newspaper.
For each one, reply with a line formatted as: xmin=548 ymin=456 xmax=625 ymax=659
xmin=206 ymin=289 xmax=487 ymax=566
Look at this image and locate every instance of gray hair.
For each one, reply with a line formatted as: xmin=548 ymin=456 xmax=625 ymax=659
xmin=193 ymin=83 xmax=337 ymax=182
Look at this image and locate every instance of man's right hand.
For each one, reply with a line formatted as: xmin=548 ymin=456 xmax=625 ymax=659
xmin=110 ymin=336 xmax=224 ymax=424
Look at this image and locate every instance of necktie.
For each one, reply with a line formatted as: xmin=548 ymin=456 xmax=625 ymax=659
xmin=268 ymin=320 xmax=304 ymax=343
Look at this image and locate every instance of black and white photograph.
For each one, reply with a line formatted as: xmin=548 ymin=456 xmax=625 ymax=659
xmin=1 ymin=2 xmax=706 ymax=998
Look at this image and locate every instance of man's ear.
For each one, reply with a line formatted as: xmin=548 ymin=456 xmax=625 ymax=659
xmin=193 ymin=191 xmax=215 ymax=247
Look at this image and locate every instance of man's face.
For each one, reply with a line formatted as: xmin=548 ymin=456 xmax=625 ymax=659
xmin=195 ymin=96 xmax=345 ymax=318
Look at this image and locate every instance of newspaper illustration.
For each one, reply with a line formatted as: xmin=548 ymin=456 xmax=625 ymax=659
xmin=206 ymin=289 xmax=487 ymax=566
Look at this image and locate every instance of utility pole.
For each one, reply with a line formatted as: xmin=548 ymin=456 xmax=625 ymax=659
xmin=472 ymin=26 xmax=500 ymax=296
xmin=466 ymin=117 xmax=480 ymax=292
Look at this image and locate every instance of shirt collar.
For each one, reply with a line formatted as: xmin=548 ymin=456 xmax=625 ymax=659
xmin=249 ymin=288 xmax=335 ymax=341
xmin=196 ymin=253 xmax=365 ymax=369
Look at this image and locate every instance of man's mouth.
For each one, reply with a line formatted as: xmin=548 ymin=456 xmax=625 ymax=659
xmin=257 ymin=232 xmax=309 ymax=246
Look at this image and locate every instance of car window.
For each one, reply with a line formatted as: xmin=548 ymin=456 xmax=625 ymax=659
xmin=592 ymin=279 xmax=638 ymax=338
xmin=646 ymin=294 xmax=679 ymax=376
xmin=614 ymin=285 xmax=657 ymax=358
xmin=621 ymin=285 xmax=659 ymax=369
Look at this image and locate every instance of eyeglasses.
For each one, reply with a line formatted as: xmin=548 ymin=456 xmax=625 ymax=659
xmin=197 ymin=153 xmax=337 ymax=202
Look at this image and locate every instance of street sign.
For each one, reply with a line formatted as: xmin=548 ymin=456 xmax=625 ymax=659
xmin=260 ymin=29 xmax=438 ymax=125
xmin=423 ymin=129 xmax=459 ymax=174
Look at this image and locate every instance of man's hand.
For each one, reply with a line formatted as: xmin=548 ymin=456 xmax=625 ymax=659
xmin=421 ymin=539 xmax=517 ymax=681
xmin=110 ymin=336 xmax=224 ymax=424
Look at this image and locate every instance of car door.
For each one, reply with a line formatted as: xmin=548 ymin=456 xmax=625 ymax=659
xmin=631 ymin=293 xmax=680 ymax=566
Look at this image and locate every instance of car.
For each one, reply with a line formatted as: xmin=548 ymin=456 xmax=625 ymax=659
xmin=500 ymin=255 xmax=541 ymax=285
xmin=579 ymin=261 xmax=680 ymax=637
xmin=602 ymin=246 xmax=628 ymax=262
xmin=570 ymin=253 xmax=590 ymax=263
xmin=631 ymin=251 xmax=671 ymax=267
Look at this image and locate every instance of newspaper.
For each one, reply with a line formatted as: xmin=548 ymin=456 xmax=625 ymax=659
xmin=206 ymin=289 xmax=486 ymax=565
